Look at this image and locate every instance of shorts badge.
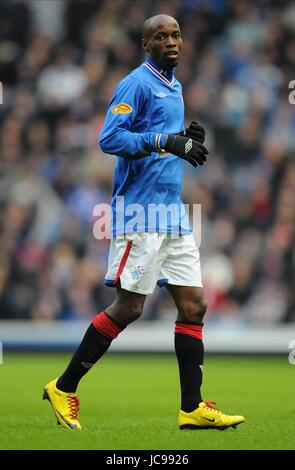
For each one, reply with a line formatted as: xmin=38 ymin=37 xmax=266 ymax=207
xmin=131 ymin=265 xmax=144 ymax=281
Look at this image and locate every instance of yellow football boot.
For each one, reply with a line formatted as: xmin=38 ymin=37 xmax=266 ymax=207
xmin=178 ymin=401 xmax=245 ymax=430
xmin=43 ymin=378 xmax=81 ymax=430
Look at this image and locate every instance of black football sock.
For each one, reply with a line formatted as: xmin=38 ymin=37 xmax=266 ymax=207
xmin=174 ymin=322 xmax=204 ymax=412
xmin=57 ymin=312 xmax=124 ymax=392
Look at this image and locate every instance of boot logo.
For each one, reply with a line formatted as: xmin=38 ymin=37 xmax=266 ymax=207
xmin=82 ymin=362 xmax=93 ymax=369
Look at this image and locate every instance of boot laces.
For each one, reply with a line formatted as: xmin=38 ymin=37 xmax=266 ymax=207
xmin=204 ymin=401 xmax=224 ymax=415
xmin=67 ymin=395 xmax=80 ymax=420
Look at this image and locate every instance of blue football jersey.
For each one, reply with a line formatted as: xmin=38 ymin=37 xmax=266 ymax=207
xmin=99 ymin=57 xmax=190 ymax=236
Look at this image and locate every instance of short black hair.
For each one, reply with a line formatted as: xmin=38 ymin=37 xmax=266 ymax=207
xmin=141 ymin=14 xmax=179 ymax=40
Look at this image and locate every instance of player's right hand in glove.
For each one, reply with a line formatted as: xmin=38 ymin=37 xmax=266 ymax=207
xmin=163 ymin=134 xmax=208 ymax=167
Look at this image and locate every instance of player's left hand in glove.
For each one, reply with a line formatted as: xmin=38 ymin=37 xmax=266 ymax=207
xmin=163 ymin=134 xmax=208 ymax=167
xmin=180 ymin=121 xmax=206 ymax=144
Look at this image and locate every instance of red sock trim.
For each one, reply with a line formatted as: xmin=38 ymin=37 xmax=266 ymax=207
xmin=174 ymin=323 xmax=203 ymax=341
xmin=114 ymin=240 xmax=133 ymax=285
xmin=92 ymin=312 xmax=123 ymax=340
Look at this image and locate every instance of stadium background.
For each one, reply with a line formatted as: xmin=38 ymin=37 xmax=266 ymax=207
xmin=0 ymin=0 xmax=294 ymax=352
xmin=1 ymin=0 xmax=295 ymax=453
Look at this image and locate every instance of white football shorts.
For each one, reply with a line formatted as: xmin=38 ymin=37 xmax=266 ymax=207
xmin=104 ymin=233 xmax=202 ymax=295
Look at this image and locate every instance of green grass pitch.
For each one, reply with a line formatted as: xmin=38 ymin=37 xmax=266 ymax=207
xmin=0 ymin=353 xmax=294 ymax=450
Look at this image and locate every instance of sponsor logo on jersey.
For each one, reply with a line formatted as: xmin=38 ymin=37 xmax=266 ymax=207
xmin=111 ymin=103 xmax=133 ymax=114
xmin=155 ymin=92 xmax=167 ymax=98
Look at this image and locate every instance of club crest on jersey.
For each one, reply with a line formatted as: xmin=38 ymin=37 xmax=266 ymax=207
xmin=111 ymin=103 xmax=133 ymax=114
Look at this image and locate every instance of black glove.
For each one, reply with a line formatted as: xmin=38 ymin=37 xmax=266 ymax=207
xmin=184 ymin=121 xmax=205 ymax=144
xmin=163 ymin=134 xmax=208 ymax=167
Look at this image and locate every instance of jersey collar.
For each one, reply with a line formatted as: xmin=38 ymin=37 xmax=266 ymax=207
xmin=143 ymin=57 xmax=175 ymax=87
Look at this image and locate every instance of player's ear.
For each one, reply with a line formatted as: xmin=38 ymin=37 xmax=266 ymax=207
xmin=141 ymin=38 xmax=150 ymax=53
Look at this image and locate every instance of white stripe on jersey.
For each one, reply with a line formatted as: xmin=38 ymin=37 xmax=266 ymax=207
xmin=143 ymin=62 xmax=175 ymax=87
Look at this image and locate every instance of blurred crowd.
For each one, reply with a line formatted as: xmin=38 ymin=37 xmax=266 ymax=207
xmin=0 ymin=0 xmax=294 ymax=323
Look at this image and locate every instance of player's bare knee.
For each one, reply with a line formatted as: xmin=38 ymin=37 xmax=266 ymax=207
xmin=108 ymin=298 xmax=143 ymax=325
xmin=197 ymin=298 xmax=208 ymax=321
xmin=127 ymin=300 xmax=143 ymax=322
xmin=179 ymin=297 xmax=207 ymax=323
xmin=107 ymin=288 xmax=145 ymax=325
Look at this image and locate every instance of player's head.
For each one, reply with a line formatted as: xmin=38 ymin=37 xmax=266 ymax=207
xmin=141 ymin=14 xmax=182 ymax=69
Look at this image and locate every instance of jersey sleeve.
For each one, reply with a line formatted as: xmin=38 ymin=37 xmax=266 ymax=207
xmin=98 ymin=77 xmax=160 ymax=159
